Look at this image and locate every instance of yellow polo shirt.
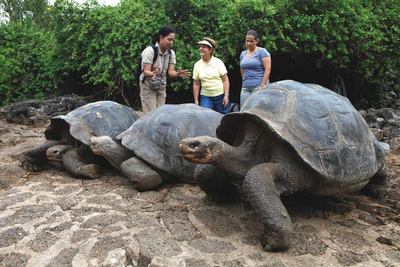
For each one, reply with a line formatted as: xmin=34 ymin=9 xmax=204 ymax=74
xmin=192 ymin=56 xmax=227 ymax=97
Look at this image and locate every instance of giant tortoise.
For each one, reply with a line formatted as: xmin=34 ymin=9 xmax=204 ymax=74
xmin=179 ymin=80 xmax=387 ymax=251
xmin=22 ymin=101 xmax=141 ymax=179
xmin=89 ymin=104 xmax=223 ymax=190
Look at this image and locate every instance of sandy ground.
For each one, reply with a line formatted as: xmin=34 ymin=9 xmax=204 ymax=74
xmin=0 ymin=118 xmax=400 ymax=267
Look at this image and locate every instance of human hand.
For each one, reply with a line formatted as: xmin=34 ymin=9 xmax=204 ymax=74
xmin=178 ymin=69 xmax=191 ymax=78
xmin=257 ymin=83 xmax=267 ymax=90
xmin=222 ymin=95 xmax=229 ymax=107
xmin=150 ymin=67 xmax=160 ymax=78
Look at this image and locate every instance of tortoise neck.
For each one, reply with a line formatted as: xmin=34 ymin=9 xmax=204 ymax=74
xmin=213 ymin=140 xmax=256 ymax=178
xmin=214 ymin=121 xmax=266 ymax=177
xmin=99 ymin=141 xmax=133 ymax=169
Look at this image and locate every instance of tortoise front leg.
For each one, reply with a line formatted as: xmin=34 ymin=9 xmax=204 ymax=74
xmin=21 ymin=140 xmax=65 ymax=171
xmin=195 ymin=164 xmax=239 ymax=202
xmin=62 ymin=148 xmax=102 ymax=179
xmin=120 ymin=157 xmax=162 ymax=191
xmin=243 ymin=162 xmax=293 ymax=251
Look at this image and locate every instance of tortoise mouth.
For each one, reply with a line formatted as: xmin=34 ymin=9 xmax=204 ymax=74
xmin=46 ymin=144 xmax=73 ymax=163
xmin=46 ymin=156 xmax=63 ymax=163
xmin=179 ymin=140 xmax=213 ymax=164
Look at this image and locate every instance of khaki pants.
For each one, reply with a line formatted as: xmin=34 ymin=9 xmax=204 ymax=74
xmin=140 ymin=80 xmax=167 ymax=113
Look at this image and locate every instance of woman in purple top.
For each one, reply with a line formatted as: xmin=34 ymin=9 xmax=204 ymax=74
xmin=239 ymin=30 xmax=271 ymax=106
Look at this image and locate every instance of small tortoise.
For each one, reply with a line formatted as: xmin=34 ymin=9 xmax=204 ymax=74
xmin=179 ymin=80 xmax=387 ymax=251
xmin=21 ymin=101 xmax=141 ymax=179
xmin=89 ymin=104 xmax=223 ymax=190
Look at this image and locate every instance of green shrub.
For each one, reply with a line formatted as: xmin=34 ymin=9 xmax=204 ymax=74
xmin=0 ymin=0 xmax=398 ymax=108
xmin=0 ymin=22 xmax=56 ymax=106
xmin=50 ymin=0 xmax=171 ymax=105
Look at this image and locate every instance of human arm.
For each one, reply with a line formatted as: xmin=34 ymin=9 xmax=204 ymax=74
xmin=168 ymin=64 xmax=191 ymax=78
xmin=141 ymin=46 xmax=159 ymax=79
xmin=217 ymin=59 xmax=230 ymax=107
xmin=239 ymin=51 xmax=244 ymax=80
xmin=193 ymin=79 xmax=201 ymax=105
xmin=143 ymin=64 xmax=158 ymax=79
xmin=221 ymin=73 xmax=230 ymax=107
xmin=260 ymin=56 xmax=271 ymax=89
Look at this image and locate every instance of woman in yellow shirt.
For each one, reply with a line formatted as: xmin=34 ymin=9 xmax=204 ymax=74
xmin=192 ymin=37 xmax=230 ymax=114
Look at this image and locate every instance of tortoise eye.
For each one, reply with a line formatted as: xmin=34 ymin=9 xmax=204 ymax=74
xmin=189 ymin=141 xmax=200 ymax=149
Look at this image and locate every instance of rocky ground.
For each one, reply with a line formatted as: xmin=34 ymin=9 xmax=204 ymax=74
xmin=1 ymin=118 xmax=400 ymax=267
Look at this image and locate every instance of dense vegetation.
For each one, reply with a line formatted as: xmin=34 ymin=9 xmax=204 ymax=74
xmin=0 ymin=0 xmax=399 ymax=108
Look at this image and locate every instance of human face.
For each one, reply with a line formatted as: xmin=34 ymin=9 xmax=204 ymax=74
xmin=159 ymin=33 xmax=175 ymax=50
xmin=245 ymin=35 xmax=258 ymax=50
xmin=199 ymin=44 xmax=212 ymax=57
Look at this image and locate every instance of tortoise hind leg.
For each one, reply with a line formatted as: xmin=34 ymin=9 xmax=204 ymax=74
xmin=120 ymin=157 xmax=162 ymax=191
xmin=243 ymin=162 xmax=293 ymax=251
xmin=62 ymin=148 xmax=102 ymax=179
xmin=21 ymin=140 xmax=65 ymax=171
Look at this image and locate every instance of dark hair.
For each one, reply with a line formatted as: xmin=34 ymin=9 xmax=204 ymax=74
xmin=246 ymin=30 xmax=258 ymax=40
xmin=152 ymin=26 xmax=175 ymax=44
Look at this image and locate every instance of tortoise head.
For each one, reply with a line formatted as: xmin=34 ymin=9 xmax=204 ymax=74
xmin=179 ymin=136 xmax=223 ymax=164
xmin=89 ymin=135 xmax=114 ymax=156
xmin=46 ymin=145 xmax=73 ymax=162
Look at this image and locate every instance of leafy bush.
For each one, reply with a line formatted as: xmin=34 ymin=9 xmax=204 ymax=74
xmin=0 ymin=0 xmax=398 ymax=108
xmin=0 ymin=21 xmax=56 ymax=106
xmin=49 ymin=0 xmax=171 ymax=105
xmin=219 ymin=0 xmax=399 ymax=104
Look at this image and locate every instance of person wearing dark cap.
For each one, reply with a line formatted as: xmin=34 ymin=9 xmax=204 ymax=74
xmin=192 ymin=37 xmax=230 ymax=114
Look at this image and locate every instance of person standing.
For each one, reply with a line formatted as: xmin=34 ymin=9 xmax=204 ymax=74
xmin=192 ymin=37 xmax=230 ymax=114
xmin=139 ymin=26 xmax=190 ymax=113
xmin=240 ymin=30 xmax=271 ymax=106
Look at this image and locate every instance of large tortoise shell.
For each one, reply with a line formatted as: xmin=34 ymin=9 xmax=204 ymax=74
xmin=117 ymin=104 xmax=223 ymax=182
xmin=45 ymin=101 xmax=141 ymax=145
xmin=217 ymin=80 xmax=384 ymax=183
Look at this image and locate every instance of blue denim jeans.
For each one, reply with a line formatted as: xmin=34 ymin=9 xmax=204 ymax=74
xmin=200 ymin=94 xmax=230 ymax=114
xmin=240 ymin=87 xmax=259 ymax=107
xmin=240 ymin=82 xmax=269 ymax=107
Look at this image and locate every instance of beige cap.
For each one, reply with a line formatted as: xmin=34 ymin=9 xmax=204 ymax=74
xmin=197 ymin=40 xmax=213 ymax=48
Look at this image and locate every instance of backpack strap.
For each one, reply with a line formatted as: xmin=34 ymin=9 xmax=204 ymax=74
xmin=142 ymin=45 xmax=171 ymax=83
xmin=150 ymin=44 xmax=159 ymax=65
xmin=142 ymin=45 xmax=158 ymax=83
